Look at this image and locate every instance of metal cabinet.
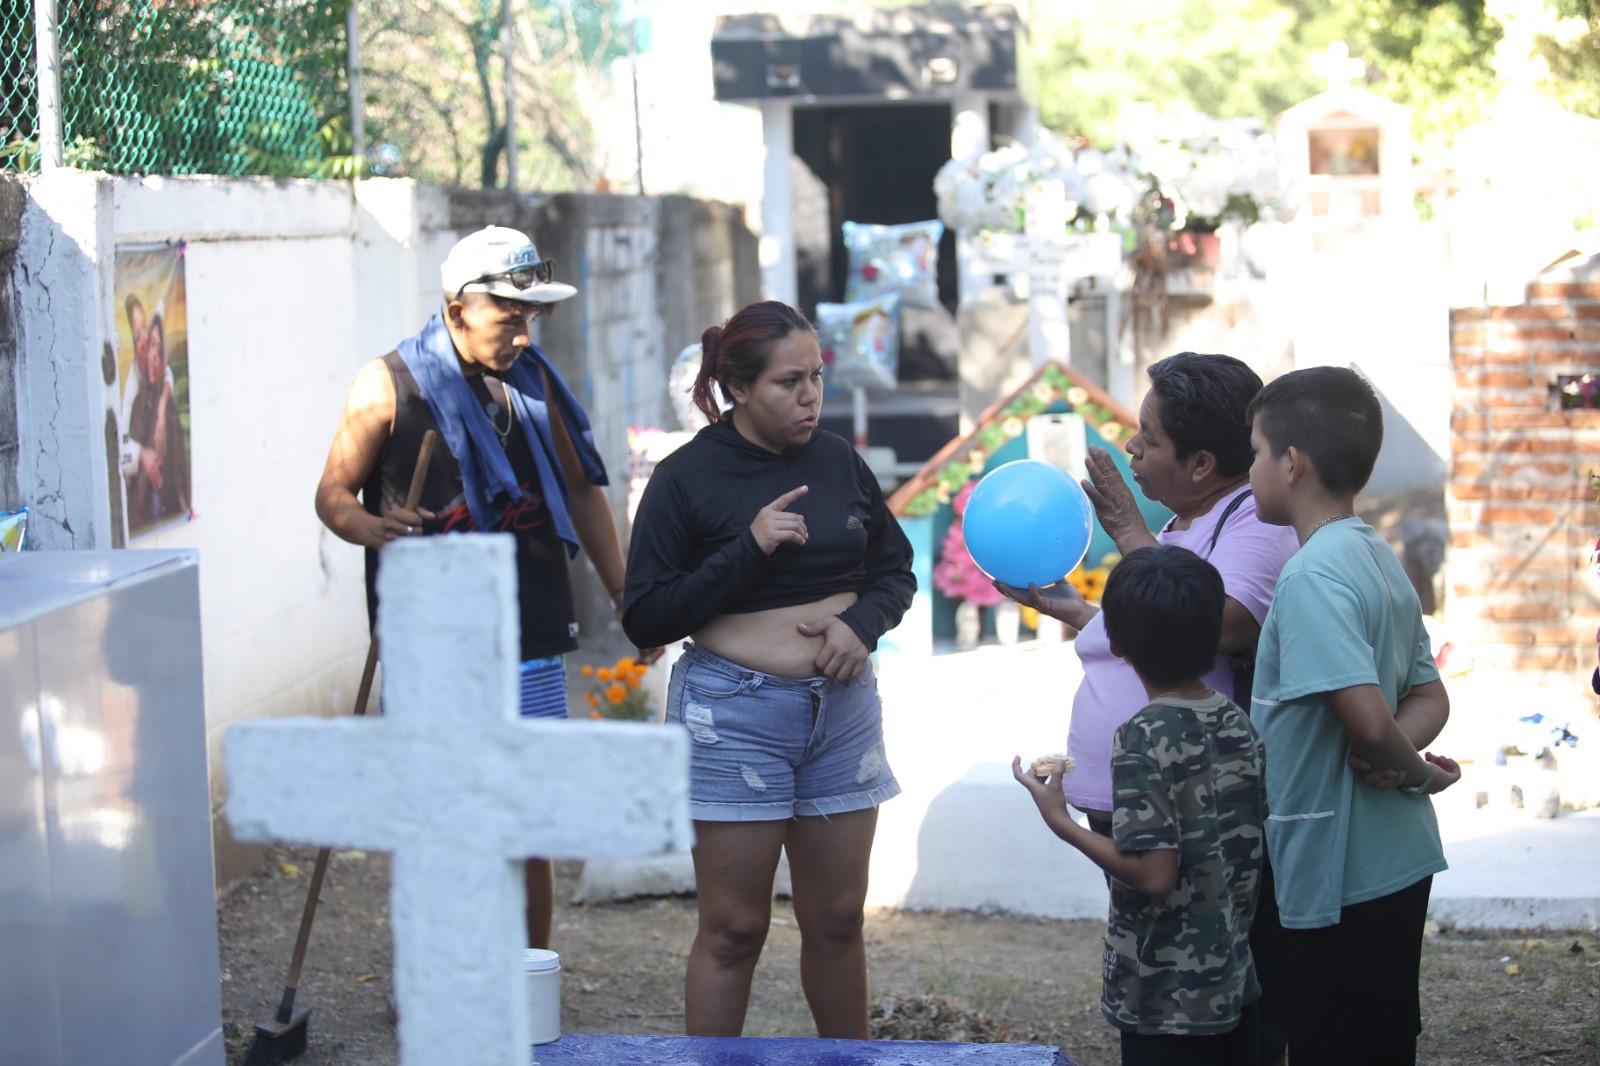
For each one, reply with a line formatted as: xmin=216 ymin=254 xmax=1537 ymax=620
xmin=1 ymin=551 xmax=223 ymax=1066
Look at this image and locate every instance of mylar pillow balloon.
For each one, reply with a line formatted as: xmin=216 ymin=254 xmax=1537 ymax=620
xmin=816 ymin=293 xmax=900 ymax=394
xmin=842 ymin=219 xmax=943 ymax=309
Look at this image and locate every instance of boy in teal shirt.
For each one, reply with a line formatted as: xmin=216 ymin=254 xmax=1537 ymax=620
xmin=1246 ymin=367 xmax=1461 ymax=1066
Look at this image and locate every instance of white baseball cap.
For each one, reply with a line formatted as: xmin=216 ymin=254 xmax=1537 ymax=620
xmin=440 ymin=226 xmax=577 ymax=304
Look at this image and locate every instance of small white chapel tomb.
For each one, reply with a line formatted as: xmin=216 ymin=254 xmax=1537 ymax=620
xmin=226 ymin=534 xmax=691 ymax=1066
xmin=1278 ymin=40 xmax=1415 ymax=250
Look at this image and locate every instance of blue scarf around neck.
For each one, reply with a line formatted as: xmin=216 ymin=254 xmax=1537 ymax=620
xmin=396 ymin=313 xmax=606 ymax=556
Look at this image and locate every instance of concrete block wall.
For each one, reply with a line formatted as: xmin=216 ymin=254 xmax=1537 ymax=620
xmin=1445 ymin=257 xmax=1600 ymax=803
xmin=534 ymin=193 xmax=758 ymax=646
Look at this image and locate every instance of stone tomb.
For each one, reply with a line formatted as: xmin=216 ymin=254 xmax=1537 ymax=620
xmin=225 ymin=535 xmax=692 ymax=1065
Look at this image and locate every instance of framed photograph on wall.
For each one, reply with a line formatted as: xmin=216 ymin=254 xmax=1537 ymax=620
xmin=111 ymin=242 xmax=193 ymax=540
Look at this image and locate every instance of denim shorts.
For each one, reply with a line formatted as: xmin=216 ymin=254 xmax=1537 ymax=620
xmin=665 ymin=643 xmax=900 ymax=821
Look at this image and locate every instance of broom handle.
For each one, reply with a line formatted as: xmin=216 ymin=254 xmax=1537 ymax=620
xmin=275 ymin=429 xmax=437 ymax=1020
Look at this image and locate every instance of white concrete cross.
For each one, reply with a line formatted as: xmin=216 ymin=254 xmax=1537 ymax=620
xmin=225 ymin=534 xmax=691 ymax=1066
xmin=1313 ymin=40 xmax=1366 ymax=93
xmin=1018 ymin=179 xmax=1122 ymax=371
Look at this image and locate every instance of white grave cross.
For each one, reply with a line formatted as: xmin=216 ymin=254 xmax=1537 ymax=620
xmin=225 ymin=534 xmax=691 ymax=1066
xmin=1312 ymin=40 xmax=1366 ymax=92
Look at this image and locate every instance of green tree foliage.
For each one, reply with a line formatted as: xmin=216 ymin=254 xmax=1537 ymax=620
xmin=1032 ymin=0 xmax=1501 ymax=152
xmin=1534 ymin=0 xmax=1600 ymax=116
xmin=360 ymin=0 xmax=637 ymax=190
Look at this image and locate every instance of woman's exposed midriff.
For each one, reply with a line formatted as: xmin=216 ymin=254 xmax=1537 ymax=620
xmin=691 ymin=591 xmax=859 ymax=679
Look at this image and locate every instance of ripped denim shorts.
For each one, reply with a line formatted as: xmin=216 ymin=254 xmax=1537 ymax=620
xmin=665 ymin=642 xmax=900 ymax=822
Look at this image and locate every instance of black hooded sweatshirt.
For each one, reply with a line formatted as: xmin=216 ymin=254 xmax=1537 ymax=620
xmin=622 ymin=419 xmax=916 ymax=651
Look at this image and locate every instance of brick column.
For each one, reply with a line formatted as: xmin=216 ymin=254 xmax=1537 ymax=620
xmin=1447 ymin=271 xmax=1600 ymax=687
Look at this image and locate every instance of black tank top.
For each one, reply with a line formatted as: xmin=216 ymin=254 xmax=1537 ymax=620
xmin=362 ymin=352 xmax=578 ymax=660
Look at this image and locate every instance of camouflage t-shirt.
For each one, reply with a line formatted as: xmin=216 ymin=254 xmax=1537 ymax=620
xmin=1103 ymin=690 xmax=1267 ymax=1036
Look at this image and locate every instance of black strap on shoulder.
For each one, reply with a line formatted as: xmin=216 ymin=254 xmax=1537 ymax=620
xmin=1205 ymin=488 xmax=1254 ymax=557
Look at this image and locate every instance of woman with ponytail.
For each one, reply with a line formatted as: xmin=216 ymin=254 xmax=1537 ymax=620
xmin=623 ymin=300 xmax=916 ymax=1037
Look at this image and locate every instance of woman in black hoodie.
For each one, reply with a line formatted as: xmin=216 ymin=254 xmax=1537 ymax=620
xmin=624 ymin=300 xmax=916 ymax=1037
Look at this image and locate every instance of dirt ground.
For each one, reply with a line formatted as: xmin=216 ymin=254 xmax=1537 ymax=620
xmin=218 ymin=846 xmax=1598 ymax=1066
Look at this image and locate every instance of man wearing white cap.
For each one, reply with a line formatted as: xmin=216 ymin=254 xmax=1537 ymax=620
xmin=315 ymin=225 xmax=656 ymax=949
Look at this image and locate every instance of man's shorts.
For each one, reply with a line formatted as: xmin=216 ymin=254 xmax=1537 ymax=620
xmin=519 ymin=656 xmax=568 ymax=720
xmin=664 ymin=642 xmax=900 ymax=822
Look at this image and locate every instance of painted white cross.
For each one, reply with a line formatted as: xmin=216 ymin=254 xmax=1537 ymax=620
xmin=1313 ymin=40 xmax=1366 ymax=93
xmin=1017 ymin=180 xmax=1123 ymax=371
xmin=225 ymin=534 xmax=691 ymax=1066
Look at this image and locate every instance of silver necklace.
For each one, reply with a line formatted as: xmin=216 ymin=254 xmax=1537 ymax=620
xmin=1307 ymin=512 xmax=1356 ymax=540
xmin=484 ymin=375 xmax=514 ymax=444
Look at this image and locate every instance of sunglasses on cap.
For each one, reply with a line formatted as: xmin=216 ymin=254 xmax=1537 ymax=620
xmin=454 ymin=256 xmax=556 ymax=302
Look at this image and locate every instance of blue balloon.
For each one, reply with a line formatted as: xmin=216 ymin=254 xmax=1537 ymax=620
xmin=962 ymin=460 xmax=1093 ymax=589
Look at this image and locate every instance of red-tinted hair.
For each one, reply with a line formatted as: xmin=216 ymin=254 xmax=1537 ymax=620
xmin=690 ymin=300 xmax=815 ymax=424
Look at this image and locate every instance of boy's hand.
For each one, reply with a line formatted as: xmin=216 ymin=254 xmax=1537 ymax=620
xmin=1011 ymin=755 xmax=1070 ymax=818
xmin=1422 ymin=751 xmax=1462 ymax=794
xmin=1351 ymin=750 xmax=1462 ymax=794
xmin=1347 ymin=753 xmax=1406 ymax=791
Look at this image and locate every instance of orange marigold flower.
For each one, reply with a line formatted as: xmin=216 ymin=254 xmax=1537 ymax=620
xmin=617 ymin=656 xmax=636 ymax=673
xmin=588 ymin=711 xmax=603 ymax=720
xmin=625 ymin=676 xmax=640 ymax=690
xmin=605 ymin=684 xmax=627 ymax=705
xmin=585 ymin=692 xmax=600 ymax=708
xmin=597 ymin=667 xmax=614 ymax=682
xmin=580 ymin=664 xmax=594 ymax=678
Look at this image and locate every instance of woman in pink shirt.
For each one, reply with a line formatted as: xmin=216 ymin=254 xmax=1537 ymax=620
xmin=1007 ymin=353 xmax=1297 ymax=826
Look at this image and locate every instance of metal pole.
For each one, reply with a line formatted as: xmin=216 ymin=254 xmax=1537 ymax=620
xmin=33 ymin=0 xmax=63 ymax=169
xmin=502 ymin=0 xmax=517 ymax=190
xmin=852 ymin=386 xmax=868 ymax=453
xmin=346 ymin=1 xmax=366 ymax=168
xmin=629 ymin=6 xmax=644 ymax=195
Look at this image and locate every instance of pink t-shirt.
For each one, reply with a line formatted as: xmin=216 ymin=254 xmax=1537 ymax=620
xmin=1063 ymin=489 xmax=1300 ymax=813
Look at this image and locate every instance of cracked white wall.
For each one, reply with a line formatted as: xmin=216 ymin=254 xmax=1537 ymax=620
xmin=12 ymin=170 xmax=116 ymax=551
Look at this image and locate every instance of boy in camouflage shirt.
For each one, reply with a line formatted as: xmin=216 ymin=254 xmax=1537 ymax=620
xmin=1015 ymin=545 xmax=1266 ymax=1066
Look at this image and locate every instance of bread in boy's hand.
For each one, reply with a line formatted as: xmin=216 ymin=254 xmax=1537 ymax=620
xmin=1029 ymin=753 xmax=1074 ymax=780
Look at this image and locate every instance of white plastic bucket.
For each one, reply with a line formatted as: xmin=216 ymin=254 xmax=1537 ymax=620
xmin=522 ymin=948 xmax=561 ymax=1045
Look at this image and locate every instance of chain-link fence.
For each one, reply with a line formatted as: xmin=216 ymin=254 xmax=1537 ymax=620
xmin=2 ymin=0 xmax=353 ymax=177
xmin=0 ymin=5 xmax=39 ymax=170
xmin=2 ymin=0 xmax=634 ymax=188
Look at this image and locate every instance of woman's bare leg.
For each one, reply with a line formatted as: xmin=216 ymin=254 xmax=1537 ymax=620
xmin=785 ymin=807 xmax=878 ymax=1038
xmin=523 ymin=858 xmax=553 ymax=948
xmin=684 ymin=819 xmax=789 ymax=1036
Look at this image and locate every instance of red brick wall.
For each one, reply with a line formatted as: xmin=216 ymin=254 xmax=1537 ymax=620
xmin=1448 ymin=275 xmax=1600 ymax=680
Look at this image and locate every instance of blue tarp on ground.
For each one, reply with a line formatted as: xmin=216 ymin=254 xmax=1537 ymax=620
xmin=530 ymin=1034 xmax=1075 ymax=1065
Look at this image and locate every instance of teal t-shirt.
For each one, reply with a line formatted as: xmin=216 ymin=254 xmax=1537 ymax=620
xmin=1252 ymin=518 xmax=1446 ymax=929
